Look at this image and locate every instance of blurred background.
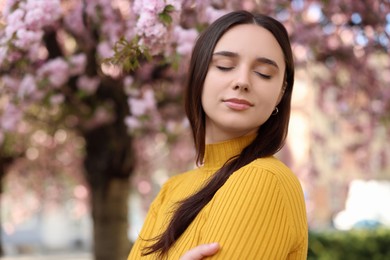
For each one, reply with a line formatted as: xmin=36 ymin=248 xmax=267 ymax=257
xmin=0 ymin=0 xmax=389 ymax=259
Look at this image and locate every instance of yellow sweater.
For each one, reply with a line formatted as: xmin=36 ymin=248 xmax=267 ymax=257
xmin=128 ymin=134 xmax=308 ymax=259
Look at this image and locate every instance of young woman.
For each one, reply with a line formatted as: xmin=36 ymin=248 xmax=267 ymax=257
xmin=128 ymin=10 xmax=308 ymax=259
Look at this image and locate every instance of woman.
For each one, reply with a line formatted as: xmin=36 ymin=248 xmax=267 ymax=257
xmin=129 ymin=10 xmax=308 ymax=259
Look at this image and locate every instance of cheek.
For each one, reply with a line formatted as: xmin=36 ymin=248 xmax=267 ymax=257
xmin=201 ymin=89 xmax=213 ymax=111
xmin=255 ymin=85 xmax=282 ymax=105
xmin=200 ymin=85 xmax=209 ymax=110
xmin=201 ymin=75 xmax=216 ymax=100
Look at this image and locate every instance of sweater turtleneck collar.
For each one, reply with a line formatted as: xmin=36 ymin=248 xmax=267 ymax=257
xmin=202 ymin=134 xmax=257 ymax=170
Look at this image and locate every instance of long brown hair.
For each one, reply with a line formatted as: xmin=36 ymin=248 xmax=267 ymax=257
xmin=143 ymin=10 xmax=294 ymax=257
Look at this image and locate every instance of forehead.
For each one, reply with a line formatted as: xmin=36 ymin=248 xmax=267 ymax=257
xmin=213 ymin=24 xmax=285 ymax=68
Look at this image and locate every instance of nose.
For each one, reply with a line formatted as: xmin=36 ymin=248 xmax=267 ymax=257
xmin=233 ymin=82 xmax=249 ymax=91
xmin=233 ymin=67 xmax=250 ymax=92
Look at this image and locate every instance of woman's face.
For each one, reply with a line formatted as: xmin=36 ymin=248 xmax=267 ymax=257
xmin=201 ymin=23 xmax=286 ymax=144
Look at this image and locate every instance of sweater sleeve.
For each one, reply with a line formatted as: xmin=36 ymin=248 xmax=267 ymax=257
xmin=199 ymin=165 xmax=307 ymax=259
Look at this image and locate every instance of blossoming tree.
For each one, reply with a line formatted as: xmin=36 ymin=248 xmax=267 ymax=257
xmin=0 ymin=0 xmax=235 ymax=258
xmin=0 ymin=0 xmax=389 ymax=259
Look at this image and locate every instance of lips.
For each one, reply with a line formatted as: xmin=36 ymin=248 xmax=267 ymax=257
xmin=223 ymin=98 xmax=253 ymax=111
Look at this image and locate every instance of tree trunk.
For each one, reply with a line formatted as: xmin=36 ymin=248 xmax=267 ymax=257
xmin=44 ymin=26 xmax=135 ymax=259
xmin=82 ymin=78 xmax=135 ymax=259
xmin=83 ymin=121 xmax=134 ymax=260
xmin=0 ymin=182 xmax=3 ymax=257
xmin=92 ymin=179 xmax=131 ymax=260
xmin=0 ymin=155 xmax=18 ymax=257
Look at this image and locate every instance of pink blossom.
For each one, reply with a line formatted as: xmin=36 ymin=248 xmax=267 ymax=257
xmin=133 ymin=0 xmax=165 ymax=14
xmin=128 ymin=89 xmax=156 ymax=116
xmin=137 ymin=21 xmax=168 ymax=54
xmin=83 ymin=0 xmax=120 ymax=42
xmin=0 ymin=46 xmax=8 ymax=65
xmin=37 ymin=58 xmax=69 ymax=88
xmin=30 ymin=90 xmax=45 ymax=101
xmin=132 ymin=0 xmax=143 ymax=14
xmin=1 ymin=103 xmax=23 ymax=131
xmin=124 ymin=76 xmax=134 ymax=88
xmin=97 ymin=0 xmax=124 ymax=38
xmin=5 ymin=9 xmax=25 ymax=40
xmin=84 ymin=0 xmax=99 ymax=22
xmin=142 ymin=19 xmax=166 ymax=39
xmin=69 ymin=54 xmax=87 ymax=75
xmin=4 ymin=0 xmax=61 ymax=44
xmin=50 ymin=94 xmax=65 ymax=105
xmin=144 ymin=0 xmax=166 ymax=13
xmin=100 ymin=0 xmax=117 ymax=21
xmin=125 ymin=116 xmax=141 ymax=129
xmin=14 ymin=29 xmax=43 ymax=50
xmin=123 ymin=76 xmax=139 ymax=96
xmin=166 ymin=0 xmax=182 ymax=12
xmin=124 ymin=25 xmax=137 ymax=43
xmin=128 ymin=98 xmax=149 ymax=116
xmin=205 ymin=6 xmax=228 ymax=24
xmin=7 ymin=50 xmax=22 ymax=63
xmin=97 ymin=42 xmax=115 ymax=59
xmin=102 ymin=20 xmax=123 ymax=45
xmin=2 ymin=75 xmax=20 ymax=90
xmin=77 ymin=76 xmax=100 ymax=94
xmin=2 ymin=0 xmax=19 ymax=17
xmin=23 ymin=0 xmax=61 ymax=29
xmin=18 ymin=74 xmax=37 ymax=99
xmin=63 ymin=2 xmax=85 ymax=35
xmin=173 ymin=26 xmax=198 ymax=55
xmin=27 ymin=43 xmax=45 ymax=62
xmin=136 ymin=11 xmax=159 ymax=34
xmin=24 ymin=6 xmax=46 ymax=28
xmin=181 ymin=0 xmax=210 ymax=22
xmin=133 ymin=0 xmax=179 ymax=54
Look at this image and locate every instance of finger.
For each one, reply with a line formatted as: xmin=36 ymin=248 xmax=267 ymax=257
xmin=180 ymin=243 xmax=220 ymax=260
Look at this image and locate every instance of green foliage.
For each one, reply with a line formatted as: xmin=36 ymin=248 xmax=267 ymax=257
xmin=103 ymin=36 xmax=151 ymax=72
xmin=159 ymin=4 xmax=175 ymax=25
xmin=308 ymin=229 xmax=390 ymax=260
xmin=0 ymin=132 xmax=25 ymax=158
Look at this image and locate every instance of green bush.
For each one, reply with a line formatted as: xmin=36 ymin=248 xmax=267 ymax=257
xmin=308 ymin=228 xmax=390 ymax=260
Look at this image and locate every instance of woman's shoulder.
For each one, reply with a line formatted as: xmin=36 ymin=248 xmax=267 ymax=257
xmin=250 ymin=156 xmax=298 ymax=180
xmin=164 ymin=167 xmax=199 ymax=185
xmin=225 ymin=156 xmax=306 ymax=214
xmin=153 ymin=167 xmax=209 ymax=208
xmin=250 ymin=156 xmax=292 ymax=173
xmin=150 ymin=168 xmax=198 ymax=206
xmin=158 ymin=167 xmax=203 ymax=194
xmin=231 ymin=156 xmax=302 ymax=190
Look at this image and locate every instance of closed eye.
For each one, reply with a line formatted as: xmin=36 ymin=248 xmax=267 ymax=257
xmin=216 ymin=66 xmax=234 ymax=71
xmin=254 ymin=71 xmax=271 ymax=79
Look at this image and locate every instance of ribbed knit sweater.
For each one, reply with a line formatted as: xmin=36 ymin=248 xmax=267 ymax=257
xmin=128 ymin=134 xmax=308 ymax=259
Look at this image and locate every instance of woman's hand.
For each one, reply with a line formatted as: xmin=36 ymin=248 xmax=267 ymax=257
xmin=179 ymin=243 xmax=220 ymax=260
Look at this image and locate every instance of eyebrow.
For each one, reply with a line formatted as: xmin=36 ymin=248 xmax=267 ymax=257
xmin=213 ymin=51 xmax=279 ymax=69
